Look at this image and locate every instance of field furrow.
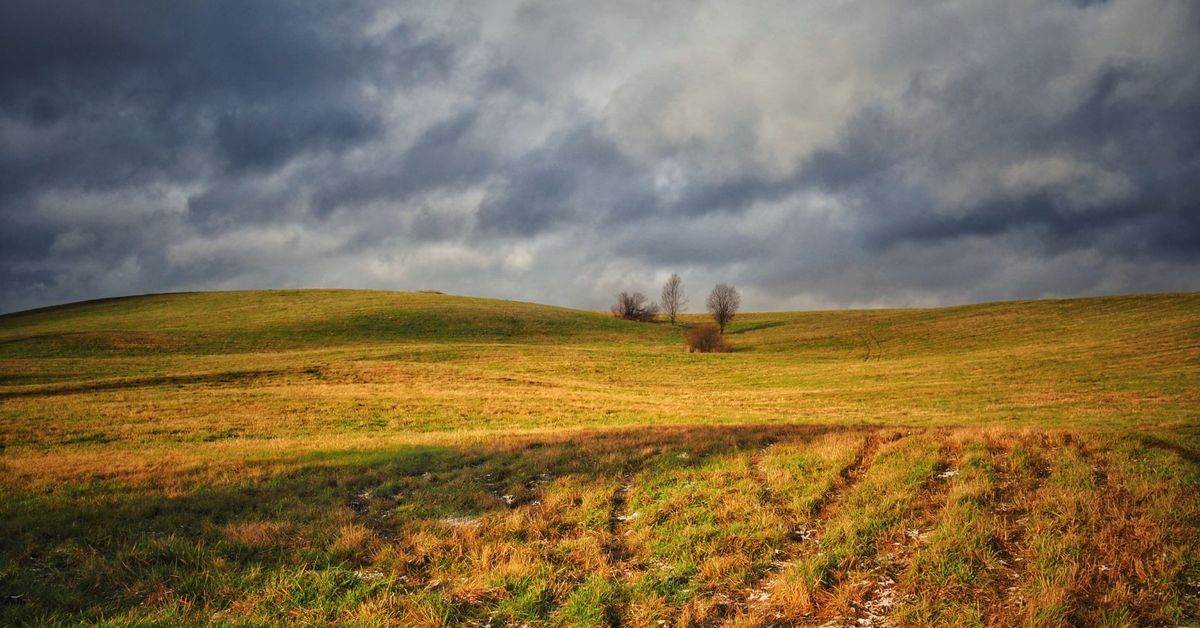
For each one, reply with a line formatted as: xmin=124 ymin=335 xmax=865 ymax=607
xmin=2 ymin=291 xmax=1198 ymax=625
xmin=982 ymin=433 xmax=1050 ymax=622
xmin=825 ymin=433 xmax=960 ymax=626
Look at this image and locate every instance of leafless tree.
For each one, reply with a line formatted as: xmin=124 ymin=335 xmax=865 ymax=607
xmin=660 ymin=273 xmax=687 ymax=325
xmin=705 ymin=283 xmax=740 ymax=333
xmin=611 ymin=291 xmax=660 ymax=322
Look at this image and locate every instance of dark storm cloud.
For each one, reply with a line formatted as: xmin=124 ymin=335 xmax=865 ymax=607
xmin=1 ymin=0 xmax=1198 ymax=313
xmin=0 ymin=0 xmax=457 ymax=309
xmin=477 ymin=123 xmax=658 ymax=235
xmin=802 ymin=56 xmax=1200 ymax=264
xmin=214 ymin=103 xmax=381 ymax=175
xmin=0 ymin=1 xmax=451 ymax=196
xmin=311 ymin=110 xmax=494 ymax=217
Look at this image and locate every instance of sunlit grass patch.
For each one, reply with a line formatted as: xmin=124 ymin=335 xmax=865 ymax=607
xmin=1 ymin=290 xmax=1198 ymax=624
xmin=1061 ymin=434 xmax=1200 ymax=624
xmin=223 ymin=519 xmax=293 ymax=550
xmin=765 ymin=432 xmax=945 ymax=621
xmin=622 ymin=442 xmax=781 ymax=622
xmin=1006 ymin=434 xmax=1096 ymax=625
xmin=759 ymin=429 xmax=867 ymax=518
xmin=1 ymin=425 xmax=1196 ymax=625
xmin=895 ymin=437 xmax=1002 ymax=623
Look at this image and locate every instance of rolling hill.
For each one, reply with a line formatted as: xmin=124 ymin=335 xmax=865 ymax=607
xmin=0 ymin=290 xmax=1197 ymax=625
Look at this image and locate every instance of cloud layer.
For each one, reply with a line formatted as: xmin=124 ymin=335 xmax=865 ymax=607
xmin=2 ymin=0 xmax=1198 ymax=312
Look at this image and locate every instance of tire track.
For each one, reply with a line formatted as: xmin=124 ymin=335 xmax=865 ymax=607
xmin=697 ymin=437 xmax=793 ymax=625
xmin=604 ymin=468 xmax=637 ymax=566
xmin=988 ymin=434 xmax=1120 ymax=625
xmin=810 ymin=430 xmax=899 ymax=522
xmin=851 ymin=434 xmax=961 ymax=627
xmin=733 ymin=430 xmax=897 ymax=625
xmin=719 ymin=437 xmax=794 ymax=621
xmin=601 ymin=449 xmax=662 ymax=628
xmin=1064 ymin=435 xmax=1129 ymax=624
xmin=858 ymin=331 xmax=884 ymax=362
xmin=984 ymin=434 xmax=1050 ymax=623
xmin=603 ymin=468 xmax=635 ymax=628
xmin=748 ymin=436 xmax=785 ymax=524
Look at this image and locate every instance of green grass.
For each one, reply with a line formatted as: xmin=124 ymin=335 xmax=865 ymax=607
xmin=898 ymin=438 xmax=1002 ymax=624
xmin=0 ymin=289 xmax=1197 ymax=625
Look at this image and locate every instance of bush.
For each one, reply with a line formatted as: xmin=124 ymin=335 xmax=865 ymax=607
xmin=611 ymin=291 xmax=660 ymax=322
xmin=686 ymin=324 xmax=731 ymax=353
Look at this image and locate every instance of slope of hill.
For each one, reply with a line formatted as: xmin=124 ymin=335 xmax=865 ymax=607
xmin=1 ymin=290 xmax=1197 ymax=625
xmin=0 ymin=290 xmax=1195 ymax=430
xmin=0 ymin=289 xmax=673 ymax=357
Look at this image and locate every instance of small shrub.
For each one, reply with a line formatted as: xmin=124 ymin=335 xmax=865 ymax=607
xmin=612 ymin=291 xmax=660 ymax=322
xmin=686 ymin=324 xmax=731 ymax=353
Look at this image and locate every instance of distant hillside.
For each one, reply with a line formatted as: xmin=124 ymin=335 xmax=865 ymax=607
xmin=0 ymin=288 xmax=1196 ymax=432
xmin=0 ymin=290 xmax=677 ymax=357
xmin=3 ymin=289 xmax=1199 ymax=361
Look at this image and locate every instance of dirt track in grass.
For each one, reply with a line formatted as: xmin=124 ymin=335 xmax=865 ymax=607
xmin=2 ymin=290 xmax=1198 ymax=625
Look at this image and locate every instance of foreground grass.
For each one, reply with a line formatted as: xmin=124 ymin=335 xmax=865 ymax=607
xmin=1 ymin=426 xmax=1195 ymax=625
xmin=1 ymin=290 xmax=1198 ymax=624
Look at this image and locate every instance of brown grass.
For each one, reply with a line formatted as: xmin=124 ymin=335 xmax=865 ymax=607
xmin=685 ymin=323 xmax=731 ymax=352
xmin=0 ymin=290 xmax=1197 ymax=625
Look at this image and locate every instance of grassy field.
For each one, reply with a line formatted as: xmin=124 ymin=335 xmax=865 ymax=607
xmin=0 ymin=289 xmax=1197 ymax=626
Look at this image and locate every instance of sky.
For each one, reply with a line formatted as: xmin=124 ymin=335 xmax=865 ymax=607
xmin=2 ymin=0 xmax=1199 ymax=313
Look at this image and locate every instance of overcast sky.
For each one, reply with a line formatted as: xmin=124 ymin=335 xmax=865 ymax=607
xmin=2 ymin=1 xmax=1198 ymax=313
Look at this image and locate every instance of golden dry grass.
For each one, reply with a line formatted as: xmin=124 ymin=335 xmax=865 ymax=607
xmin=0 ymin=290 xmax=1197 ymax=625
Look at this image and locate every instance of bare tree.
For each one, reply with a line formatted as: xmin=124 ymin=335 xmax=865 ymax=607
xmin=611 ymin=291 xmax=660 ymax=322
xmin=705 ymin=283 xmax=740 ymax=333
xmin=660 ymin=273 xmax=687 ymax=325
